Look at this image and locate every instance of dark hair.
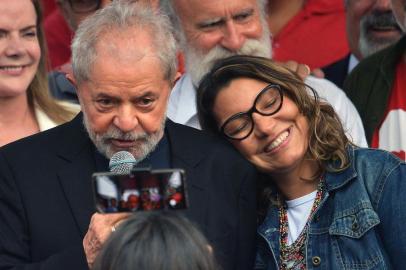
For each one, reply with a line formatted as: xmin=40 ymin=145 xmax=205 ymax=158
xmin=92 ymin=212 xmax=220 ymax=270
xmin=197 ymin=55 xmax=350 ymax=175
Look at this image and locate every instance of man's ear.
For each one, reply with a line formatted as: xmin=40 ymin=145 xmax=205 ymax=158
xmin=172 ymin=71 xmax=182 ymax=87
xmin=66 ymin=73 xmax=78 ymax=89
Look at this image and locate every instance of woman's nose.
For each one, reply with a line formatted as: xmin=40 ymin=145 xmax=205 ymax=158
xmin=252 ymin=113 xmax=275 ymax=138
xmin=4 ymin=35 xmax=25 ymax=58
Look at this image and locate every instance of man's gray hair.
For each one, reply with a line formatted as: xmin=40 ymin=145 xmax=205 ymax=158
xmin=72 ymin=0 xmax=177 ymax=84
xmin=160 ymin=0 xmax=268 ymax=47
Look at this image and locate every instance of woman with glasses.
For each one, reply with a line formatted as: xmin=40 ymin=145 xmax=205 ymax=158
xmin=0 ymin=0 xmax=78 ymax=146
xmin=197 ymin=55 xmax=406 ymax=269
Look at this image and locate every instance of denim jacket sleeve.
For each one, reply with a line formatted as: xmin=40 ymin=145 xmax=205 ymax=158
xmin=374 ymin=157 xmax=406 ymax=269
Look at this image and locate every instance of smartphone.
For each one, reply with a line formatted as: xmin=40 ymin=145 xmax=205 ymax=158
xmin=92 ymin=168 xmax=187 ymax=213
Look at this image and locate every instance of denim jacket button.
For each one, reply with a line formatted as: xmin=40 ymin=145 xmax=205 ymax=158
xmin=312 ymin=256 xmax=321 ymax=266
xmin=352 ymin=222 xmax=360 ymax=231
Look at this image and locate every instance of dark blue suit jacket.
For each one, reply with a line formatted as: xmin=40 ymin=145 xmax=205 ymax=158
xmin=322 ymin=54 xmax=351 ymax=89
xmin=0 ymin=113 xmax=257 ymax=270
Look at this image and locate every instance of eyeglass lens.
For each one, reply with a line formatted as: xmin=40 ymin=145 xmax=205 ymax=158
xmin=222 ymin=85 xmax=282 ymax=140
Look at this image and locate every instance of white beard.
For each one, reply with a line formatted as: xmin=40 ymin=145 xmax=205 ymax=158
xmin=358 ymin=11 xmax=402 ymax=58
xmin=83 ymin=113 xmax=165 ymax=160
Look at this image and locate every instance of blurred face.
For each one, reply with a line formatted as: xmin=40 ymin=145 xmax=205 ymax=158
xmin=57 ymin=0 xmax=112 ymax=31
xmin=75 ymin=30 xmax=171 ymax=160
xmin=346 ymin=0 xmax=402 ymax=59
xmin=212 ymin=78 xmax=309 ymax=175
xmin=391 ymin=0 xmax=406 ymax=31
xmin=174 ymin=0 xmax=271 ymax=85
xmin=0 ymin=0 xmax=40 ymax=98
xmin=127 ymin=195 xmax=139 ymax=209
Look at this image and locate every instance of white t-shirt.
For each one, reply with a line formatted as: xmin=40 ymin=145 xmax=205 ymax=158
xmin=285 ymin=190 xmax=317 ymax=245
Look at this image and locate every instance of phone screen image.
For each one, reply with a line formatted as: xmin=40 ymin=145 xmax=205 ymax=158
xmin=93 ymin=169 xmax=187 ymax=213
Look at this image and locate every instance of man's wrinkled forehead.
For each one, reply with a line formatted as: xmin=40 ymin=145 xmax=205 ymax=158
xmin=94 ymin=28 xmax=157 ymax=64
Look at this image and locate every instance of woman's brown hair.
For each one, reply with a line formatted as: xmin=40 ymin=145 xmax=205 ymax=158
xmin=197 ymin=55 xmax=351 ymax=175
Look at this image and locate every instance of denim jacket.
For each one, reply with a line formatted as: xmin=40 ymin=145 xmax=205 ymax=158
xmin=256 ymin=147 xmax=406 ymax=270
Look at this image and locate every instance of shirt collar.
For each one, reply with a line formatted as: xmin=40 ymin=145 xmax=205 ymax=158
xmin=168 ymin=74 xmax=198 ymax=125
xmin=34 ymin=103 xmax=58 ymax=131
xmin=348 ymin=54 xmax=359 ymax=74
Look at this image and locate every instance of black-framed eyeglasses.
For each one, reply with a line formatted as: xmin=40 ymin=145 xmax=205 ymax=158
xmin=220 ymin=84 xmax=283 ymax=140
xmin=67 ymin=0 xmax=103 ymax=13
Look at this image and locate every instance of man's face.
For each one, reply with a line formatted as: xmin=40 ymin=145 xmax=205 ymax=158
xmin=75 ymin=29 xmax=171 ymax=160
xmin=57 ymin=0 xmax=112 ymax=31
xmin=174 ymin=0 xmax=271 ymax=85
xmin=346 ymin=0 xmax=402 ymax=59
xmin=391 ymin=0 xmax=406 ymax=31
xmin=174 ymin=0 xmax=263 ymax=53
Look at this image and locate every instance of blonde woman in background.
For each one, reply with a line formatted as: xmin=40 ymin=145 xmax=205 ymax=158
xmin=0 ymin=0 xmax=78 ymax=146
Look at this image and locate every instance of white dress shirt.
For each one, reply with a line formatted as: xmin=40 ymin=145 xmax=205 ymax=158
xmin=348 ymin=54 xmax=360 ymax=74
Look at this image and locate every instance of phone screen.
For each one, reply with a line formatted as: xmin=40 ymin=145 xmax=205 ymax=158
xmin=93 ymin=169 xmax=187 ymax=213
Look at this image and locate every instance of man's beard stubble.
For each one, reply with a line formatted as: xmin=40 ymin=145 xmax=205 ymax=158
xmin=184 ymin=20 xmax=272 ymax=86
xmin=359 ymin=10 xmax=402 ymax=58
xmin=83 ymin=113 xmax=165 ymax=161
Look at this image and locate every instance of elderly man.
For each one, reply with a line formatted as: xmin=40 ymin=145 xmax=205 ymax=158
xmin=344 ymin=0 xmax=406 ymax=160
xmin=323 ymin=0 xmax=403 ymax=87
xmin=48 ymin=0 xmax=159 ymax=103
xmin=0 ymin=2 xmax=257 ymax=270
xmin=161 ymin=0 xmax=368 ymax=147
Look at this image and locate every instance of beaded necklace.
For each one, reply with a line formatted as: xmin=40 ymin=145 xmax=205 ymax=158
xmin=278 ymin=179 xmax=324 ymax=270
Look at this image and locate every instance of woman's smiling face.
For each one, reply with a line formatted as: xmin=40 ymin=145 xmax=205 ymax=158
xmin=213 ymin=77 xmax=310 ymax=175
xmin=0 ymin=0 xmax=40 ymax=98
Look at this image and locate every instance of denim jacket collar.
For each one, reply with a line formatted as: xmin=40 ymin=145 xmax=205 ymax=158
xmin=324 ymin=146 xmax=357 ymax=192
xmin=257 ymin=146 xmax=358 ymax=268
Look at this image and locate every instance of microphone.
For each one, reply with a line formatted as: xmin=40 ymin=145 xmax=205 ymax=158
xmin=109 ymin=151 xmax=137 ymax=173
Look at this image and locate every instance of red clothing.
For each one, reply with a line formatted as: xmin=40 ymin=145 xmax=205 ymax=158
xmin=271 ymin=0 xmax=349 ymax=69
xmin=41 ymin=0 xmax=57 ymax=19
xmin=371 ymin=60 xmax=406 ymax=160
xmin=44 ymin=9 xmax=73 ymax=70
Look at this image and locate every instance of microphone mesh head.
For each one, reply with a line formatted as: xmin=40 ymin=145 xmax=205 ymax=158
xmin=109 ymin=151 xmax=137 ymax=174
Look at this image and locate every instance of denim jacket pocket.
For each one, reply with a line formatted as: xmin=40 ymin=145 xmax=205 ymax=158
xmin=329 ymin=203 xmax=380 ymax=238
xmin=328 ymin=204 xmax=387 ymax=269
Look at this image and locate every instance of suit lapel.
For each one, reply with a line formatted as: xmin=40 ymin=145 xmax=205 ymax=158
xmin=172 ymin=154 xmax=208 ymax=227
xmin=56 ymin=113 xmax=97 ymax=237
xmin=55 ymin=117 xmax=214 ymax=236
xmin=166 ymin=120 xmax=210 ymax=228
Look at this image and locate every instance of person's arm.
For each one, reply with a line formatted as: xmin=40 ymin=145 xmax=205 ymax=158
xmin=375 ymin=161 xmax=406 ymax=268
xmin=0 ymin=152 xmax=89 ymax=270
